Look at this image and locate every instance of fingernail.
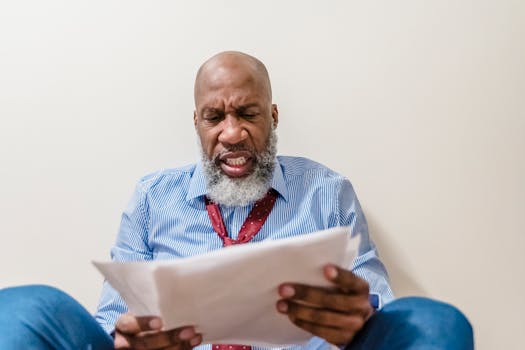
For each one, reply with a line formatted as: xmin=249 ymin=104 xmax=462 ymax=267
xmin=190 ymin=335 xmax=202 ymax=346
xmin=276 ymin=301 xmax=288 ymax=313
xmin=280 ymin=285 xmax=295 ymax=297
xmin=179 ymin=327 xmax=196 ymax=340
xmin=325 ymin=265 xmax=338 ymax=280
xmin=149 ymin=318 xmax=162 ymax=329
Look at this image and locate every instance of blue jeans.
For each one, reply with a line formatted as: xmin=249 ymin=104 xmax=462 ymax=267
xmin=0 ymin=285 xmax=113 ymax=350
xmin=0 ymin=285 xmax=473 ymax=350
xmin=347 ymin=297 xmax=474 ymax=350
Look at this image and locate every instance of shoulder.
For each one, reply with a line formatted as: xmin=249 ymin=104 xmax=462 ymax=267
xmin=277 ymin=155 xmax=346 ymax=180
xmin=135 ymin=163 xmax=197 ymax=194
xmin=277 ymin=155 xmax=356 ymax=197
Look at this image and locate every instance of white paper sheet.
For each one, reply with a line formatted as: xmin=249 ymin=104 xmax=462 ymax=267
xmin=93 ymin=226 xmax=360 ymax=347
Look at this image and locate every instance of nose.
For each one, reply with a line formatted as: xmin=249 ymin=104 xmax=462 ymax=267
xmin=218 ymin=115 xmax=248 ymax=145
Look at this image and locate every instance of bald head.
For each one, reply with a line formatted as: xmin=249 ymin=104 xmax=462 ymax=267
xmin=194 ymin=51 xmax=272 ymax=107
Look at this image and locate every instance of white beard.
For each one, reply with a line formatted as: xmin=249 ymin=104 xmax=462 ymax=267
xmin=201 ymin=130 xmax=277 ymax=207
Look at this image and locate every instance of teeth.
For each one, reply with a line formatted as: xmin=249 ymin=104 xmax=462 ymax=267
xmin=225 ymin=156 xmax=246 ymax=166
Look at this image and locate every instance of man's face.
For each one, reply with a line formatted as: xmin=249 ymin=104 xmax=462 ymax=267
xmin=194 ymin=63 xmax=278 ymax=179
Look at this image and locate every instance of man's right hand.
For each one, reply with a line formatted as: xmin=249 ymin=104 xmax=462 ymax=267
xmin=114 ymin=313 xmax=202 ymax=350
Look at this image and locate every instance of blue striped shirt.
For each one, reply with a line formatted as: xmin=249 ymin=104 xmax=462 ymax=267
xmin=95 ymin=156 xmax=394 ymax=350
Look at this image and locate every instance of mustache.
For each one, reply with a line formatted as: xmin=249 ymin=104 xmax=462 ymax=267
xmin=213 ymin=144 xmax=256 ymax=161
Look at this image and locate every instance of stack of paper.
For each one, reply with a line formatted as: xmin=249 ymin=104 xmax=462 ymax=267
xmin=93 ymin=226 xmax=359 ymax=347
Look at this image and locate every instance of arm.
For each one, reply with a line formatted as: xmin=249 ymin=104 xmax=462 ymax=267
xmin=95 ymin=180 xmax=202 ymax=349
xmin=337 ymin=178 xmax=394 ymax=307
xmin=276 ymin=178 xmax=393 ymax=346
xmin=95 ymin=181 xmax=153 ymax=334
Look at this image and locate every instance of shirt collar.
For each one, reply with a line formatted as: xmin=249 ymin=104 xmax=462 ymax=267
xmin=186 ymin=158 xmax=288 ymax=202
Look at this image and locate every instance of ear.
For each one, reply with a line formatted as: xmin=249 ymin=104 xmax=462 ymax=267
xmin=271 ymin=104 xmax=279 ymax=129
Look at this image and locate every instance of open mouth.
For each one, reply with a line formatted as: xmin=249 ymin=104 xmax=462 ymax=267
xmin=218 ymin=151 xmax=254 ymax=178
xmin=225 ymin=156 xmax=247 ymax=166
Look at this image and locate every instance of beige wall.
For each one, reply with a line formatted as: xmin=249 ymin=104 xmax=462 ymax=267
xmin=1 ymin=1 xmax=523 ymax=349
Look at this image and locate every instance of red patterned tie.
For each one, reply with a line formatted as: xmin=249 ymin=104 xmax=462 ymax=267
xmin=205 ymin=189 xmax=278 ymax=350
xmin=205 ymin=189 xmax=278 ymax=246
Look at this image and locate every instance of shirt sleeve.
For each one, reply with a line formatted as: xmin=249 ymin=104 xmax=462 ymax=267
xmin=94 ymin=181 xmax=154 ymax=334
xmin=337 ymin=178 xmax=395 ymax=307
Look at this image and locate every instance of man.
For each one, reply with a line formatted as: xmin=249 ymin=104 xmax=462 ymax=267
xmin=97 ymin=50 xmax=393 ymax=349
xmin=0 ymin=51 xmax=473 ymax=350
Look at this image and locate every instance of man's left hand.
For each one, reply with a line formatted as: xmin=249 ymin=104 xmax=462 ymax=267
xmin=276 ymin=264 xmax=374 ymax=346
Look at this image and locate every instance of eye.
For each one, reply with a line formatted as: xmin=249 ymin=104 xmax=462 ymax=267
xmin=240 ymin=112 xmax=257 ymax=119
xmin=203 ymin=110 xmax=223 ymax=123
xmin=238 ymin=108 xmax=259 ymax=120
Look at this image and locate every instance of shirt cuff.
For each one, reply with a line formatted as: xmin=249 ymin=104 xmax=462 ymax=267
xmin=368 ymin=293 xmax=381 ymax=310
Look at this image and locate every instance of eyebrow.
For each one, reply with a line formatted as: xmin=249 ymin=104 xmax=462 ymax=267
xmin=201 ymin=103 xmax=260 ymax=114
xmin=202 ymin=107 xmax=221 ymax=114
xmin=236 ymin=103 xmax=260 ymax=112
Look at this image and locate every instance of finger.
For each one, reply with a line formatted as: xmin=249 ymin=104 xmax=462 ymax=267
xmin=279 ymin=300 xmax=367 ymax=330
xmin=164 ymin=335 xmax=202 ymax=350
xmin=189 ymin=334 xmax=203 ymax=347
xmin=323 ymin=265 xmax=369 ymax=294
xmin=114 ymin=332 xmax=131 ymax=349
xmin=278 ymin=284 xmax=371 ymax=313
xmin=126 ymin=331 xmax=173 ymax=350
xmin=160 ymin=341 xmax=192 ymax=350
xmin=164 ymin=345 xmax=189 ymax=350
xmin=290 ymin=318 xmax=359 ymax=346
xmin=127 ymin=327 xmax=197 ymax=350
xmin=116 ymin=313 xmax=163 ymax=335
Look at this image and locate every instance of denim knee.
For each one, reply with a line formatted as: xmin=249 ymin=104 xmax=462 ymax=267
xmin=387 ymin=297 xmax=472 ymax=332
xmin=348 ymin=296 xmax=474 ymax=350
xmin=384 ymin=297 xmax=474 ymax=349
xmin=0 ymin=284 xmax=114 ymax=350
xmin=1 ymin=284 xmax=78 ymax=317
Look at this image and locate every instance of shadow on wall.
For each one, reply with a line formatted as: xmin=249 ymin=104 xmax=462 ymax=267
xmin=365 ymin=213 xmax=428 ymax=298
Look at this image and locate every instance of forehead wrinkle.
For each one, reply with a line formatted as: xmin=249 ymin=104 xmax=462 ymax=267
xmin=199 ymin=88 xmax=265 ymax=114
